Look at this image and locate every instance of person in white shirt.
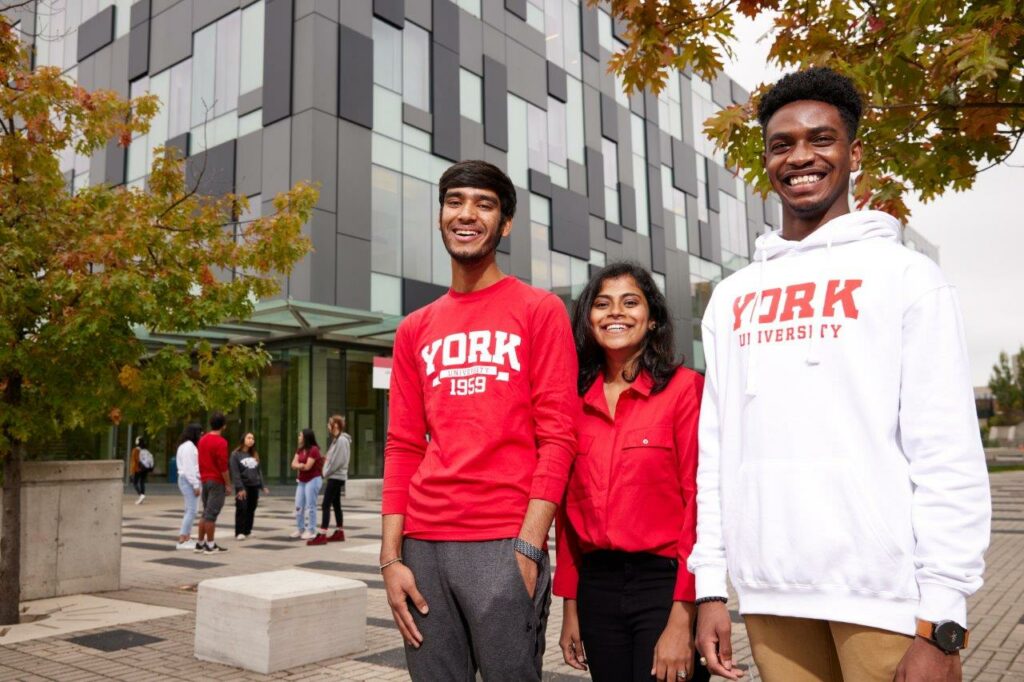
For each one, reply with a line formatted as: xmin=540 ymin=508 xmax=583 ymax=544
xmin=174 ymin=423 xmax=203 ymax=550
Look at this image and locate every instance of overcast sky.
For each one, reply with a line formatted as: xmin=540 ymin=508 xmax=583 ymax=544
xmin=724 ymin=15 xmax=1023 ymax=386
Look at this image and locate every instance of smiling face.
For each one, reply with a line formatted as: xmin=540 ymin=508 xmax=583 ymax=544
xmin=763 ymin=99 xmax=862 ymax=234
xmin=589 ymin=275 xmax=652 ymax=359
xmin=439 ymin=187 xmax=511 ymax=265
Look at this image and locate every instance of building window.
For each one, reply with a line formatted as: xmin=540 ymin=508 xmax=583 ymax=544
xmin=456 ymin=0 xmax=481 ymax=18
xmin=662 ymin=165 xmax=688 ymax=251
xmin=527 ymin=103 xmax=549 ymax=173
xmin=507 ymin=94 xmax=529 ymax=187
xmin=691 ymin=76 xmax=723 ymax=163
xmin=373 ymin=18 xmax=402 ymax=93
xmin=566 ymin=76 xmax=585 ymax=165
xmin=719 ymin=191 xmax=749 ymax=269
xmin=597 ymin=9 xmax=614 ymax=51
xmin=374 ymin=85 xmax=403 ymax=140
xmin=370 ymin=273 xmax=402 ymax=315
xmin=371 ymin=165 xmax=402 ymax=276
xmin=689 ymin=255 xmax=722 ymax=371
xmin=548 ymin=97 xmax=568 ymax=186
xmin=602 ymin=137 xmax=619 ymax=224
xmin=658 ymin=69 xmax=683 ymax=140
xmin=402 ymin=175 xmax=433 ymax=282
xmin=630 ymin=113 xmax=649 ymax=236
xmin=239 ymin=1 xmax=265 ymax=95
xmin=460 ymin=69 xmax=482 ymax=123
xmin=403 ymin=23 xmax=430 ymax=112
xmin=696 ymin=156 xmax=709 ymax=223
xmin=526 ymin=0 xmax=545 ymax=32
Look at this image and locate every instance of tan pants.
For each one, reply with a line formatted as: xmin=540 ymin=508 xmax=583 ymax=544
xmin=745 ymin=614 xmax=913 ymax=682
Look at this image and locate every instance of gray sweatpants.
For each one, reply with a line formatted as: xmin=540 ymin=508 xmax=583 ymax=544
xmin=403 ymin=538 xmax=551 ymax=682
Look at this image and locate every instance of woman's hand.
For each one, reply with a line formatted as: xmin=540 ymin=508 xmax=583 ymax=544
xmin=652 ymin=601 xmax=694 ymax=681
xmin=559 ymin=599 xmax=588 ymax=670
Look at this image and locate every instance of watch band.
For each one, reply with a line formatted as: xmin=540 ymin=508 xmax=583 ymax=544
xmin=512 ymin=538 xmax=546 ymax=564
xmin=916 ymin=619 xmax=970 ymax=650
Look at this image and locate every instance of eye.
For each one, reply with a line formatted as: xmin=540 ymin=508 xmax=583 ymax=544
xmin=813 ymin=136 xmax=835 ymax=145
xmin=770 ymin=142 xmax=790 ymax=153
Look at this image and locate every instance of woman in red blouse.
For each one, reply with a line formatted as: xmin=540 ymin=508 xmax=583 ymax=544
xmin=556 ymin=262 xmax=709 ymax=682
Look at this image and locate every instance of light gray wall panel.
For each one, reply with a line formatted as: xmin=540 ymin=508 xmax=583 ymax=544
xmin=261 ymin=118 xmax=291 ymax=200
xmin=460 ymin=118 xmax=485 ymax=161
xmin=235 ymin=129 xmax=263 ymax=197
xmin=458 ymin=9 xmax=483 ymax=74
xmin=581 ymin=53 xmax=600 ymax=88
xmin=504 ymin=14 xmax=544 ymax=57
xmin=336 ymin=119 xmax=372 ymax=240
xmin=680 ymin=74 xmax=694 ymax=147
xmin=337 ymin=0 xmax=373 ymax=35
xmin=306 ymin=208 xmax=338 ymax=305
xmin=336 ymin=235 xmax=371 ymax=308
xmin=588 ymin=215 xmax=604 ymax=247
xmin=91 ymin=46 xmax=113 ymax=91
xmin=152 ymin=0 xmax=183 ymax=16
xmin=711 ymin=72 xmax=732 ymax=108
xmin=506 ymin=40 xmax=546 ymax=109
xmin=481 ymin=0 xmax=504 ymax=29
xmin=484 ymin=144 xmax=507 ymax=171
xmin=296 ymin=0 xmax=341 ymax=22
xmin=290 ymin=110 xmax=338 ymax=212
xmin=403 ymin=104 xmax=433 ymax=133
xmin=568 ymin=160 xmax=587 ymax=196
xmin=149 ymin=0 xmax=192 ymax=74
xmin=583 ymin=84 xmax=601 ymax=148
xmin=482 ymin=24 xmax=505 ymax=63
xmin=295 ymin=13 xmax=339 ymax=116
xmin=110 ymin=35 xmax=130 ymax=98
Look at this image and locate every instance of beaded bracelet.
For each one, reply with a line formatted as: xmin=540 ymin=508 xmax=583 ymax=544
xmin=695 ymin=596 xmax=728 ymax=606
xmin=379 ymin=557 xmax=403 ymax=571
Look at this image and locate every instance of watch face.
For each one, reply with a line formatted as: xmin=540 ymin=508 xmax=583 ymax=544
xmin=934 ymin=621 xmax=966 ymax=652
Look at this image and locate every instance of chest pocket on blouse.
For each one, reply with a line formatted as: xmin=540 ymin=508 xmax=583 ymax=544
xmin=619 ymin=427 xmax=675 ymax=488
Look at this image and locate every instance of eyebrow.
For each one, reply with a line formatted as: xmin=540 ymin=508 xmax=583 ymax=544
xmin=767 ymin=125 xmax=840 ymax=143
xmin=444 ymin=190 xmax=499 ymax=202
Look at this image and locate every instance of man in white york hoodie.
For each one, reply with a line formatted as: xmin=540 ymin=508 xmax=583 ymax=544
xmin=688 ymin=67 xmax=991 ymax=682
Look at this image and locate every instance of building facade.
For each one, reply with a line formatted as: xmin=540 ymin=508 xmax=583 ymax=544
xmin=12 ymin=0 xmax=781 ymax=480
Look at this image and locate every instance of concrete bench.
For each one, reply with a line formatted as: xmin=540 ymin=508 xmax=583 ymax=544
xmin=194 ymin=569 xmax=367 ymax=674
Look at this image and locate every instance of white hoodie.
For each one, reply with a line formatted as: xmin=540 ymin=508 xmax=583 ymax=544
xmin=687 ymin=210 xmax=991 ymax=636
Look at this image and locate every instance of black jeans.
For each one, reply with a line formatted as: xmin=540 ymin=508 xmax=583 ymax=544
xmin=320 ymin=478 xmax=345 ymax=528
xmin=131 ymin=470 xmax=148 ymax=495
xmin=577 ymin=551 xmax=710 ymax=682
xmin=234 ymin=485 xmax=261 ymax=536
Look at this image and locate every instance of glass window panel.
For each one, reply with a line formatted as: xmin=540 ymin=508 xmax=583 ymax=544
xmin=633 ymin=154 xmax=648 ymax=236
xmin=371 ymin=133 xmax=402 ymax=171
xmin=531 ymin=222 xmax=551 ymax=290
xmin=240 ymin=1 xmax=265 ymax=94
xmin=148 ymin=70 xmax=170 ymax=168
xmin=115 ymin=0 xmax=132 ymax=38
xmin=589 ymin=249 xmax=605 ymax=267
xmin=566 ymin=77 xmax=585 ymax=164
xmin=598 ymin=9 xmax=613 ymax=51
xmin=551 ymin=251 xmax=570 ymax=292
xmin=403 ymin=124 xmax=431 ymax=151
xmin=403 ymin=24 xmax=430 ymax=111
xmin=602 ymin=138 xmax=618 ymax=186
xmin=661 ymin=165 xmax=673 ymax=209
xmin=191 ymin=24 xmax=216 ymax=126
xmin=214 ymin=11 xmax=241 ymax=116
xmin=527 ymin=103 xmax=548 ymax=171
xmin=549 ymin=163 xmax=568 ymax=188
xmin=563 ymin=0 xmax=582 ymax=78
xmin=548 ymin=98 xmax=567 ymax=168
xmin=238 ymin=109 xmax=262 ymax=137
xmin=614 ymin=72 xmax=629 ymax=107
xmin=459 ymin=69 xmax=482 ymax=123
xmin=127 ymin=135 xmax=147 ymax=182
xmin=544 ymin=0 xmax=564 ymax=68
xmin=129 ymin=76 xmax=150 ymax=140
xmin=73 ymin=171 xmax=90 ymax=194
xmin=604 ymin=187 xmax=619 ymax=224
xmin=373 ymin=19 xmax=402 ymax=92
xmin=431 ymin=182 xmax=451 ymax=287
xmin=526 ymin=0 xmax=544 ymax=32
xmin=403 ymin=144 xmax=434 ymax=182
xmin=370 ymin=273 xmax=402 ymax=315
xmin=373 ymin=85 xmax=403 ymax=140
xmin=168 ymin=59 xmax=192 ymax=139
xmin=507 ymin=94 xmax=528 ymax=187
xmin=458 ymin=0 xmax=481 ymax=17
xmin=402 ymin=176 xmax=433 ymax=282
xmin=570 ymin=257 xmax=588 ymax=299
xmin=530 ymin=194 xmax=550 ymax=226
xmin=371 ymin=166 xmax=402 ymax=276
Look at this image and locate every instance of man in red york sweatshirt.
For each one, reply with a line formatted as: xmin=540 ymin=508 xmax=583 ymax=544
xmin=381 ymin=160 xmax=577 ymax=681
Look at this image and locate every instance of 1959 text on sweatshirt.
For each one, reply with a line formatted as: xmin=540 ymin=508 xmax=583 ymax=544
xmin=687 ymin=210 xmax=991 ymax=637
xmin=382 ymin=276 xmax=578 ymax=541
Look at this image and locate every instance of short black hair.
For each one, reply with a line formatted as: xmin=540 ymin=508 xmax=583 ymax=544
xmin=209 ymin=411 xmax=226 ymax=430
xmin=571 ymin=262 xmax=680 ymax=397
xmin=438 ymin=160 xmax=517 ymax=225
xmin=757 ymin=67 xmax=863 ymax=141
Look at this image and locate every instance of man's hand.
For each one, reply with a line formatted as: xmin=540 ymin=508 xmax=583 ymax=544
xmin=652 ymin=602 xmax=695 ymax=682
xmin=236 ymin=490 xmax=247 ymax=501
xmin=895 ymin=637 xmax=962 ymax=681
xmin=559 ymin=599 xmax=587 ymax=670
xmin=515 ymin=551 xmax=539 ymax=599
xmin=695 ymin=601 xmax=744 ymax=679
xmin=382 ymin=561 xmax=429 ymax=648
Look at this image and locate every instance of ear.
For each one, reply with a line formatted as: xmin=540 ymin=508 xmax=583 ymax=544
xmin=500 ymin=218 xmax=513 ymax=238
xmin=850 ymin=138 xmax=863 ymax=172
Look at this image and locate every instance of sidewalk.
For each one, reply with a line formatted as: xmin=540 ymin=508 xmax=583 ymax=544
xmin=0 ymin=472 xmax=1022 ymax=681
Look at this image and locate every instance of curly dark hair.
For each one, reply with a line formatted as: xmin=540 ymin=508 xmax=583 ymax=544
xmin=438 ymin=160 xmax=517 ymax=225
xmin=757 ymin=66 xmax=863 ymax=141
xmin=572 ymin=262 xmax=680 ymax=397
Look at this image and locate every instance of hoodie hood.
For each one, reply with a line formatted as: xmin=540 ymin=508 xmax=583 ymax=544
xmin=753 ymin=210 xmax=901 ymax=262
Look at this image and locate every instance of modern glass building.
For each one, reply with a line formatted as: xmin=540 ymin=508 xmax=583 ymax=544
xmin=10 ymin=0 xmax=782 ymax=480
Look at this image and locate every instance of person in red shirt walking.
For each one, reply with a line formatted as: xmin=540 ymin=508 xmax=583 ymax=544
xmin=196 ymin=411 xmax=231 ymax=554
xmin=555 ymin=262 xmax=709 ymax=682
xmin=381 ymin=160 xmax=577 ymax=681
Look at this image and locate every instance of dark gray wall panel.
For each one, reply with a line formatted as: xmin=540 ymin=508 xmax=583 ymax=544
xmin=406 ymin=0 xmax=432 ymax=29
xmin=131 ymin=0 xmax=152 ymax=27
xmin=77 ymin=6 xmax=115 ymax=62
xmin=600 ymin=94 xmax=618 ymax=142
xmin=583 ymin=84 xmax=601 ymax=148
xmin=528 ymin=169 xmax=551 ymax=198
xmin=110 ymin=34 xmax=130 ymax=98
xmin=506 ymin=39 xmax=546 ymax=109
xmin=650 ymin=225 xmax=666 ymax=274
xmin=711 ymin=72 xmax=732 ymax=108
xmin=717 ymin=163 xmax=736 ymax=197
xmin=585 ymin=146 xmax=604 ymax=218
xmin=708 ymin=211 xmax=722 ymax=264
xmin=263 ymin=0 xmax=294 ymax=126
xmin=568 ymin=160 xmax=587 ymax=196
xmin=497 ymin=233 xmax=511 ymax=255
xmin=459 ymin=9 xmax=483 ymax=74
xmin=484 ymin=143 xmax=507 ymax=171
xmin=483 ymin=57 xmax=508 ymax=150
xmin=765 ymin=195 xmax=781 ymax=228
xmin=588 ymin=215 xmax=604 ymax=245
xmin=612 ymin=13 xmax=629 ymax=43
xmin=547 ymin=61 xmax=567 ymax=102
xmin=707 ymin=162 xmax=720 ymax=212
xmin=680 ymin=75 xmax=694 ymax=147
xmin=128 ymin=21 xmax=149 ymax=81
xmin=698 ymin=220 xmax=712 ymax=261
xmin=671 ymin=138 xmax=698 ymax=196
xmin=238 ymin=88 xmax=263 ymax=116
xmin=643 ymin=91 xmax=659 ymax=126
xmin=460 ymin=118 xmax=485 ymax=161
xmin=504 ymin=0 xmax=527 ymax=21
xmin=104 ymin=140 xmax=125 ymax=186
xmin=186 ymin=139 xmax=236 ymax=196
xmin=550 ymin=187 xmax=590 ymax=260
xmin=337 ymin=235 xmax=371 ymax=309
xmin=619 ymin=184 xmax=636 ymax=230
xmin=431 ymin=44 xmax=461 ymax=161
xmin=374 ymin=0 xmax=405 ymax=28
xmin=646 ymin=164 xmax=662 ymax=227
xmin=685 ymin=194 xmax=700 ymax=255
xmin=731 ymin=80 xmax=749 ymax=105
xmin=166 ymin=131 xmax=190 ymax=158
xmin=659 ymin=129 xmax=671 ymax=164
xmin=235 ymin=129 xmax=262 ymax=197
xmin=193 ymin=0 xmax=240 ymax=31
xmin=644 ymin=120 xmax=660 ymax=166
xmin=338 ymin=24 xmax=373 ymax=129
xmin=337 ymin=119 xmax=372 ymax=240
xmin=299 ymin=208 xmax=338 ymax=304
xmin=508 ymin=185 xmax=531 ymax=278
xmin=403 ymin=104 xmax=433 ymax=132
xmin=403 ymin=278 xmax=449 ymax=314
xmin=433 ymin=0 xmax=460 ymax=52
xmin=148 ymin=0 xmax=191 ymax=74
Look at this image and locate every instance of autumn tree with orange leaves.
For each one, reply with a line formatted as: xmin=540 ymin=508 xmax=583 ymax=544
xmin=0 ymin=13 xmax=317 ymax=623
xmin=599 ymin=0 xmax=1023 ymax=220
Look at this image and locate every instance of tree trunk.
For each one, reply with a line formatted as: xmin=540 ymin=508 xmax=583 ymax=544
xmin=0 ymin=441 xmax=23 ymax=625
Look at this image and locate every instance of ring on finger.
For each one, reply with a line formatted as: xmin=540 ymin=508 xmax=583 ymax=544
xmin=699 ymin=656 xmax=708 ymax=666
xmin=675 ymin=672 xmax=686 ymax=680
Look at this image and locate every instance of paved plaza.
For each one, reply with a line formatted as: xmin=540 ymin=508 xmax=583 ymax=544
xmin=0 ymin=472 xmax=1022 ymax=681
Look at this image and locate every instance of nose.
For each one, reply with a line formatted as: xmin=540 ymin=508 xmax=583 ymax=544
xmin=787 ymin=139 xmax=815 ymax=166
xmin=457 ymin=200 xmax=478 ymax=222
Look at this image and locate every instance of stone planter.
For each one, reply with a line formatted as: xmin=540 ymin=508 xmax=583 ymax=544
xmin=0 ymin=460 xmax=123 ymax=600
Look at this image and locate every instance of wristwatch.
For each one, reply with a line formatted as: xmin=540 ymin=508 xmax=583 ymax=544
xmin=512 ymin=538 xmax=546 ymax=564
xmin=916 ymin=619 xmax=969 ymax=654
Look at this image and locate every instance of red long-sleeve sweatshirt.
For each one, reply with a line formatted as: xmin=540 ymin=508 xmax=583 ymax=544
xmin=382 ymin=276 xmax=578 ymax=540
xmin=555 ymin=368 xmax=704 ymax=601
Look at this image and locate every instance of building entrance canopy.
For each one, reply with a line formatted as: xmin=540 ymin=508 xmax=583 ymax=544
xmin=135 ymin=299 xmax=403 ymax=348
